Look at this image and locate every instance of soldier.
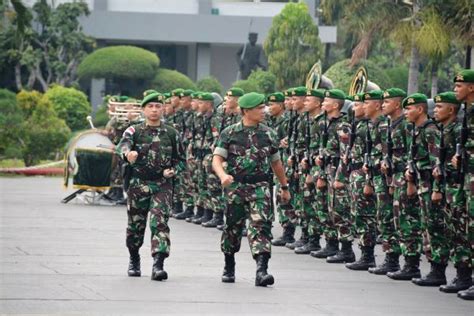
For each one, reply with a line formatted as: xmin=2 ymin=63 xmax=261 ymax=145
xmin=369 ymin=88 xmax=407 ymax=275
xmin=206 ymin=88 xmax=244 ymax=229
xmin=295 ymin=88 xmax=327 ymax=254
xmin=268 ymin=92 xmax=294 ymax=246
xmin=447 ymin=70 xmax=474 ymax=299
xmin=212 ymin=92 xmax=290 ymax=286
xmin=317 ymin=89 xmax=355 ymax=264
xmin=117 ymin=92 xmax=185 ymax=281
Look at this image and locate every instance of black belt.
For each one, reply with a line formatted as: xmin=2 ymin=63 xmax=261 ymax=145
xmin=132 ymin=170 xmax=164 ymax=181
xmin=232 ymin=174 xmax=271 ymax=184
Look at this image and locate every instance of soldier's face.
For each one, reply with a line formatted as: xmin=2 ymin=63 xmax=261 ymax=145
xmin=180 ymin=96 xmax=191 ymax=109
xmin=268 ymin=102 xmax=284 ymax=116
xmin=322 ymin=98 xmax=339 ymax=114
xmin=143 ymin=102 xmax=163 ymax=121
xmin=304 ymin=96 xmax=320 ymax=112
xmin=292 ymin=96 xmax=305 ymax=111
xmin=363 ymin=100 xmax=380 ymax=118
xmin=404 ymin=105 xmax=421 ymax=123
xmin=382 ymin=98 xmax=398 ymax=116
xmin=454 ymin=82 xmax=474 ymax=101
xmin=227 ymin=96 xmax=238 ymax=108
xmin=284 ymin=98 xmax=292 ymax=110
xmin=245 ymin=104 xmax=265 ymax=122
xmin=352 ymin=102 xmax=365 ymax=118
xmin=434 ymin=103 xmax=455 ymax=122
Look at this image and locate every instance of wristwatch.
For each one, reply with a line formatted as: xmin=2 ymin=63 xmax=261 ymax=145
xmin=281 ymin=185 xmax=289 ymax=190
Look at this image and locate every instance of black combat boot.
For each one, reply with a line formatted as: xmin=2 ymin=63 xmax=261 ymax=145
xmin=412 ymin=262 xmax=447 ymax=286
xmin=458 ymin=286 xmax=474 ymax=300
xmin=242 ymin=227 xmax=248 ymax=237
xmin=295 ymin=235 xmax=321 ymax=254
xmin=216 ymin=223 xmax=225 ymax=231
xmin=368 ymin=252 xmax=400 ymax=275
xmin=198 ymin=208 xmax=213 ymax=225
xmin=255 ymin=253 xmax=274 ymax=287
xmin=190 ymin=206 xmax=205 ymax=224
xmin=272 ymin=225 xmax=296 ymax=246
xmin=151 ymin=253 xmax=168 ymax=281
xmin=439 ymin=264 xmax=472 ymax=293
xmin=221 ymin=254 xmax=235 ymax=283
xmin=127 ymin=248 xmax=141 ymax=277
xmin=326 ymin=241 xmax=356 ymax=263
xmin=346 ymin=246 xmax=376 ymax=270
xmin=386 ymin=255 xmax=421 ymax=280
xmin=202 ymin=212 xmax=224 ymax=228
xmin=174 ymin=205 xmax=194 ymax=220
xmin=171 ymin=201 xmax=183 ymax=216
xmin=285 ymin=227 xmax=308 ymax=250
xmin=310 ymin=238 xmax=339 ymax=258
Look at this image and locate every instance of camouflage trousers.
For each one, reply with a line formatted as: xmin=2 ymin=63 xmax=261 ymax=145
xmin=302 ymin=177 xmax=321 ymax=237
xmin=395 ymin=172 xmax=422 ymax=257
xmin=328 ymin=168 xmax=353 ymax=242
xmin=110 ymin=154 xmax=124 ymax=188
xmin=469 ymin=173 xmax=474 ymax=268
xmin=417 ymin=174 xmax=449 ymax=265
xmin=182 ymin=158 xmax=198 ymax=208
xmin=374 ymin=175 xmax=400 ymax=254
xmin=202 ymin=153 xmax=225 ymax=214
xmin=350 ymin=169 xmax=377 ymax=247
xmin=315 ymin=178 xmax=337 ymax=240
xmin=194 ymin=158 xmax=206 ymax=208
xmin=221 ymin=182 xmax=273 ymax=258
xmin=445 ymin=183 xmax=471 ymax=267
xmin=126 ymin=177 xmax=172 ymax=257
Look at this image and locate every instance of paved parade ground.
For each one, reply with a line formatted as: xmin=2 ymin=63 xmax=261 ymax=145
xmin=0 ymin=177 xmax=472 ymax=315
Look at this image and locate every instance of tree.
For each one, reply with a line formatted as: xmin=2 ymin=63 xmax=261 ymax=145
xmin=0 ymin=89 xmax=23 ymax=158
xmin=264 ymin=2 xmax=323 ymax=89
xmin=232 ymin=80 xmax=259 ymax=94
xmin=196 ymin=76 xmax=223 ymax=95
xmin=152 ymin=68 xmax=196 ymax=93
xmin=1 ymin=0 xmax=95 ymax=92
xmin=247 ymin=70 xmax=277 ymax=94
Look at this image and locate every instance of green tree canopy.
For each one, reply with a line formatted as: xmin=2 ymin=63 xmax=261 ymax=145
xmin=323 ymin=59 xmax=393 ymax=94
xmin=43 ymin=85 xmax=91 ymax=131
xmin=152 ymin=68 xmax=196 ymax=93
xmin=247 ymin=70 xmax=277 ymax=94
xmin=264 ymin=2 xmax=323 ymax=89
xmin=78 ymin=46 xmax=160 ymax=81
xmin=196 ymin=76 xmax=223 ymax=95
xmin=0 ymin=89 xmax=22 ymax=157
xmin=232 ymin=79 xmax=259 ymax=94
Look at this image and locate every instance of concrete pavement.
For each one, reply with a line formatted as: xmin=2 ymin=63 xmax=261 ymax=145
xmin=0 ymin=177 xmax=472 ymax=315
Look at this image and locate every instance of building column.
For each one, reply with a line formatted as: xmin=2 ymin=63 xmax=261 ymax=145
xmin=196 ymin=43 xmax=211 ymax=80
xmin=90 ymin=78 xmax=105 ymax=115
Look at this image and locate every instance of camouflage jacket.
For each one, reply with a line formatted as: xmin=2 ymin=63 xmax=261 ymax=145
xmin=214 ymin=121 xmax=280 ymax=183
xmin=192 ymin=111 xmax=219 ymax=158
xmin=116 ymin=122 xmax=185 ymax=180
xmin=390 ymin=115 xmax=410 ymax=172
xmin=433 ymin=120 xmax=462 ymax=190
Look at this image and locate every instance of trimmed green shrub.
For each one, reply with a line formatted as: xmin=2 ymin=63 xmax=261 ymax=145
xmin=152 ymin=68 xmax=197 ymax=93
xmin=0 ymin=89 xmax=22 ymax=157
xmin=44 ymin=86 xmax=91 ymax=131
xmin=196 ymin=76 xmax=223 ymax=95
xmin=232 ymin=79 xmax=259 ymax=94
xmin=247 ymin=70 xmax=277 ymax=94
xmin=323 ymin=59 xmax=393 ymax=94
xmin=77 ymin=45 xmax=160 ymax=81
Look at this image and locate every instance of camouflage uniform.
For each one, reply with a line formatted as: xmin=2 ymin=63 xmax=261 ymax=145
xmin=105 ymin=116 xmax=133 ymax=189
xmin=117 ymin=122 xmax=185 ymax=257
xmin=214 ymin=121 xmax=280 ymax=258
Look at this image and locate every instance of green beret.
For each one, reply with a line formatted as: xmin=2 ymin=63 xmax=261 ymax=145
xmin=226 ymin=87 xmax=244 ymax=97
xmin=307 ymin=88 xmax=325 ymax=99
xmin=363 ymin=90 xmax=384 ymax=101
xmin=292 ymin=86 xmax=307 ymax=96
xmin=171 ymin=88 xmax=184 ymax=97
xmin=141 ymin=92 xmax=164 ymax=107
xmin=198 ymin=92 xmax=214 ymax=101
xmin=164 ymin=98 xmax=171 ymax=104
xmin=453 ymin=69 xmax=474 ymax=83
xmin=143 ymin=90 xmax=158 ymax=98
xmin=325 ymin=89 xmax=346 ymax=100
xmin=180 ymin=89 xmax=194 ymax=97
xmin=284 ymin=88 xmax=294 ymax=97
xmin=402 ymin=93 xmax=428 ymax=108
xmin=191 ymin=91 xmax=201 ymax=99
xmin=266 ymin=92 xmax=285 ymax=103
xmin=238 ymin=92 xmax=265 ymax=109
xmin=383 ymin=88 xmax=407 ymax=99
xmin=163 ymin=92 xmax=171 ymax=99
xmin=434 ymin=91 xmax=460 ymax=105
xmin=353 ymin=93 xmax=365 ymax=102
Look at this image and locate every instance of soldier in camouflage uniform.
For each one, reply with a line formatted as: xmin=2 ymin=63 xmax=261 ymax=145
xmin=445 ymin=70 xmax=474 ymax=298
xmin=212 ymin=92 xmax=290 ymax=286
xmin=268 ymin=92 xmax=295 ymax=246
xmin=285 ymin=87 xmax=310 ymax=250
xmin=294 ymin=88 xmax=327 ymax=254
xmin=117 ymin=92 xmax=185 ymax=281
xmin=317 ymin=89 xmax=354 ymax=264
xmin=204 ymin=88 xmax=243 ymax=229
xmin=388 ymin=93 xmax=441 ymax=282
xmin=369 ymin=88 xmax=407 ymax=275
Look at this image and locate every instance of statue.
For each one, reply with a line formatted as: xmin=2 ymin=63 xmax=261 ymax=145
xmin=236 ymin=32 xmax=266 ymax=80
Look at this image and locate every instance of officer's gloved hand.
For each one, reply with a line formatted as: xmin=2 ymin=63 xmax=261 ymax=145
xmin=163 ymin=168 xmax=175 ymax=178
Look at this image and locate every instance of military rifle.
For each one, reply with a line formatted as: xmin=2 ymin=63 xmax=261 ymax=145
xmin=364 ymin=120 xmax=374 ymax=186
xmin=318 ymin=111 xmax=328 ymax=180
xmin=437 ymin=123 xmax=447 ymax=191
xmin=384 ymin=117 xmax=394 ymax=187
xmin=407 ymin=123 xmax=418 ymax=187
xmin=455 ymin=103 xmax=469 ymax=186
xmin=345 ymin=108 xmax=357 ymax=172
xmin=304 ymin=111 xmax=312 ymax=174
